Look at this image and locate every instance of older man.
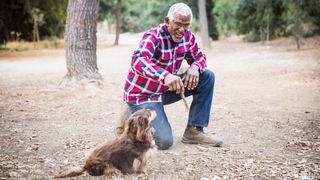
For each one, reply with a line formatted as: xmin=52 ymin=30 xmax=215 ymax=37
xmin=122 ymin=3 xmax=222 ymax=150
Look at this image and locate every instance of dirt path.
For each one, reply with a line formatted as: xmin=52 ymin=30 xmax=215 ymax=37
xmin=0 ymin=36 xmax=319 ymax=179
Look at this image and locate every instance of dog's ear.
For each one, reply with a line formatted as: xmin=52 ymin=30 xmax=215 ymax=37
xmin=135 ymin=115 xmax=154 ymax=142
xmin=123 ymin=116 xmax=137 ymax=135
xmin=124 ymin=109 xmax=154 ymax=142
xmin=138 ymin=109 xmax=156 ymax=123
xmin=135 ymin=117 xmax=146 ymax=142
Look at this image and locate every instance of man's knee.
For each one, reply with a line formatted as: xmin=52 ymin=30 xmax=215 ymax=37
xmin=155 ymin=137 xmax=173 ymax=150
xmin=201 ymin=69 xmax=215 ymax=85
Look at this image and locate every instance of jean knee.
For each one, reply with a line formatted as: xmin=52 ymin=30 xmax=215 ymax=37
xmin=203 ymin=69 xmax=215 ymax=80
xmin=156 ymin=137 xmax=173 ymax=150
xmin=201 ymin=70 xmax=215 ymax=85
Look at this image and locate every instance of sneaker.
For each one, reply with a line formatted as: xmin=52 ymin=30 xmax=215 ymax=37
xmin=182 ymin=126 xmax=223 ymax=147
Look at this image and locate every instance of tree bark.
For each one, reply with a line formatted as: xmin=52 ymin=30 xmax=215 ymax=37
xmin=36 ymin=21 xmax=40 ymax=49
xmin=33 ymin=18 xmax=37 ymax=49
xmin=294 ymin=0 xmax=301 ymax=50
xmin=198 ymin=0 xmax=211 ymax=49
xmin=114 ymin=0 xmax=121 ymax=45
xmin=64 ymin=0 xmax=102 ymax=81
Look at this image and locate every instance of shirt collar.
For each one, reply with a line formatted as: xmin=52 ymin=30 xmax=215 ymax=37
xmin=161 ymin=23 xmax=178 ymax=45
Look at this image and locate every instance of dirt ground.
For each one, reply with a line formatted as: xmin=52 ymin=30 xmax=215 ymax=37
xmin=0 ymin=35 xmax=319 ymax=179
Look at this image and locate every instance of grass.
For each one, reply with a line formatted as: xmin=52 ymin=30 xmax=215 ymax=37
xmin=0 ymin=38 xmax=64 ymax=52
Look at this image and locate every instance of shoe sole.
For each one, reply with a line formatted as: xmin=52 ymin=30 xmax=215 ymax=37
xmin=181 ymin=138 xmax=223 ymax=147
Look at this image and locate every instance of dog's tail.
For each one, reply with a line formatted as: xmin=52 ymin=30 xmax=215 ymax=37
xmin=115 ymin=102 xmax=129 ymax=137
xmin=53 ymin=166 xmax=85 ymax=178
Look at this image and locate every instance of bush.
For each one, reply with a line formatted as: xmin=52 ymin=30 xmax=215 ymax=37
xmin=214 ymin=0 xmax=238 ymax=38
xmin=235 ymin=0 xmax=287 ymax=41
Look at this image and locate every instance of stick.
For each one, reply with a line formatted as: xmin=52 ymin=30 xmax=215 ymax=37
xmin=180 ymin=92 xmax=189 ymax=112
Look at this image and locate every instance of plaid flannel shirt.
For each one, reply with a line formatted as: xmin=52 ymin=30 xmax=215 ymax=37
xmin=123 ymin=23 xmax=207 ymax=105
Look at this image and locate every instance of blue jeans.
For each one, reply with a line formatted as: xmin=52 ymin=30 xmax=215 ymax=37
xmin=127 ymin=70 xmax=215 ymax=150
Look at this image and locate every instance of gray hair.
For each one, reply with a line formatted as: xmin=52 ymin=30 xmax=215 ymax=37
xmin=167 ymin=3 xmax=193 ymax=22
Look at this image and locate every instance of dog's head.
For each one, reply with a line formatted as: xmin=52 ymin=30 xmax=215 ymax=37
xmin=124 ymin=108 xmax=156 ymax=143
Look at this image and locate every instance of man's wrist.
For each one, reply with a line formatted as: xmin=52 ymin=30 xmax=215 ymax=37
xmin=190 ymin=64 xmax=200 ymax=72
xmin=161 ymin=71 xmax=171 ymax=84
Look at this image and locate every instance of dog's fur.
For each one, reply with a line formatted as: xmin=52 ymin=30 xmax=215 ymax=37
xmin=115 ymin=94 xmax=188 ymax=137
xmin=54 ymin=108 xmax=156 ymax=178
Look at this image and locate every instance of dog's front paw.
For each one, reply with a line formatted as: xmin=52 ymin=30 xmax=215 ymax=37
xmin=133 ymin=158 xmax=148 ymax=174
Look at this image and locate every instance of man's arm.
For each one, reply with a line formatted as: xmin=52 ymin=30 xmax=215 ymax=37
xmin=183 ymin=33 xmax=207 ymax=90
xmin=131 ymin=33 xmax=184 ymax=94
xmin=131 ymin=33 xmax=170 ymax=83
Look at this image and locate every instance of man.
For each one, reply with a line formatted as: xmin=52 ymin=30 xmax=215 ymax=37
xmin=122 ymin=3 xmax=222 ymax=150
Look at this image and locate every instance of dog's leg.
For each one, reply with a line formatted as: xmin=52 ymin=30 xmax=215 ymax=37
xmin=138 ymin=157 xmax=148 ymax=173
xmin=133 ymin=158 xmax=141 ymax=172
xmin=103 ymin=163 xmax=119 ymax=176
xmin=114 ymin=102 xmax=129 ymax=137
xmin=133 ymin=155 xmax=147 ymax=173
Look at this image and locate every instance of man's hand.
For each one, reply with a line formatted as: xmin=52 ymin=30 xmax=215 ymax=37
xmin=164 ymin=74 xmax=185 ymax=94
xmin=182 ymin=64 xmax=199 ymax=90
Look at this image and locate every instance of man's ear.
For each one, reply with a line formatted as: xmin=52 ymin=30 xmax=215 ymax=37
xmin=164 ymin=17 xmax=170 ymax=26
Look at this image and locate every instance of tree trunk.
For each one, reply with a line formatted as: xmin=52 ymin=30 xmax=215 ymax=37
xmin=198 ymin=0 xmax=211 ymax=49
xmin=64 ymin=0 xmax=102 ymax=81
xmin=33 ymin=18 xmax=37 ymax=49
xmin=114 ymin=0 xmax=121 ymax=45
xmin=107 ymin=20 xmax=112 ymax=33
xmin=33 ymin=18 xmax=40 ymax=49
xmin=294 ymin=0 xmax=301 ymax=50
xmin=36 ymin=21 xmax=40 ymax=49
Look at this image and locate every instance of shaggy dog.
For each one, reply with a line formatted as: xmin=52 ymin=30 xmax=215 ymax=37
xmin=115 ymin=94 xmax=188 ymax=137
xmin=54 ymin=108 xmax=156 ymax=178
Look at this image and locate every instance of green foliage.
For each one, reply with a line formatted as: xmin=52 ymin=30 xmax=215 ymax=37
xmin=235 ymin=0 xmax=288 ymax=41
xmin=26 ymin=0 xmax=68 ymax=39
xmin=284 ymin=0 xmax=301 ymax=40
xmin=0 ymin=45 xmax=9 ymax=51
xmin=307 ymin=1 xmax=320 ymax=26
xmin=300 ymin=0 xmax=320 ymax=36
xmin=0 ymin=0 xmax=67 ymax=43
xmin=99 ymin=0 xmax=117 ymax=22
xmin=47 ymin=36 xmax=60 ymax=49
xmin=229 ymin=0 xmax=320 ymax=41
xmin=184 ymin=0 xmax=219 ymax=40
xmin=1 ymin=0 xmax=220 ymax=43
xmin=30 ymin=8 xmax=45 ymax=26
xmin=214 ymin=0 xmax=238 ymax=37
xmin=3 ymin=0 xmax=317 ymax=44
xmin=206 ymin=0 xmax=219 ymax=40
xmin=0 ymin=44 xmax=28 ymax=52
xmin=121 ymin=0 xmax=177 ymax=32
xmin=99 ymin=0 xmax=175 ymax=32
xmin=99 ymin=0 xmax=219 ymax=40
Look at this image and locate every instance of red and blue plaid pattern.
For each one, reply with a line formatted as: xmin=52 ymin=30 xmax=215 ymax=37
xmin=123 ymin=23 xmax=207 ymax=105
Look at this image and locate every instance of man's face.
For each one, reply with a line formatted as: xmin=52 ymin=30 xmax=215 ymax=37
xmin=165 ymin=14 xmax=191 ymax=43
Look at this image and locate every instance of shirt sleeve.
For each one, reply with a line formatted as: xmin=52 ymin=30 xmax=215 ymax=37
xmin=131 ymin=33 xmax=170 ymax=83
xmin=185 ymin=33 xmax=207 ymax=73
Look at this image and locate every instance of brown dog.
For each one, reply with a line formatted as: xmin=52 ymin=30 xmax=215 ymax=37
xmin=54 ymin=108 xmax=156 ymax=178
xmin=115 ymin=94 xmax=188 ymax=137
